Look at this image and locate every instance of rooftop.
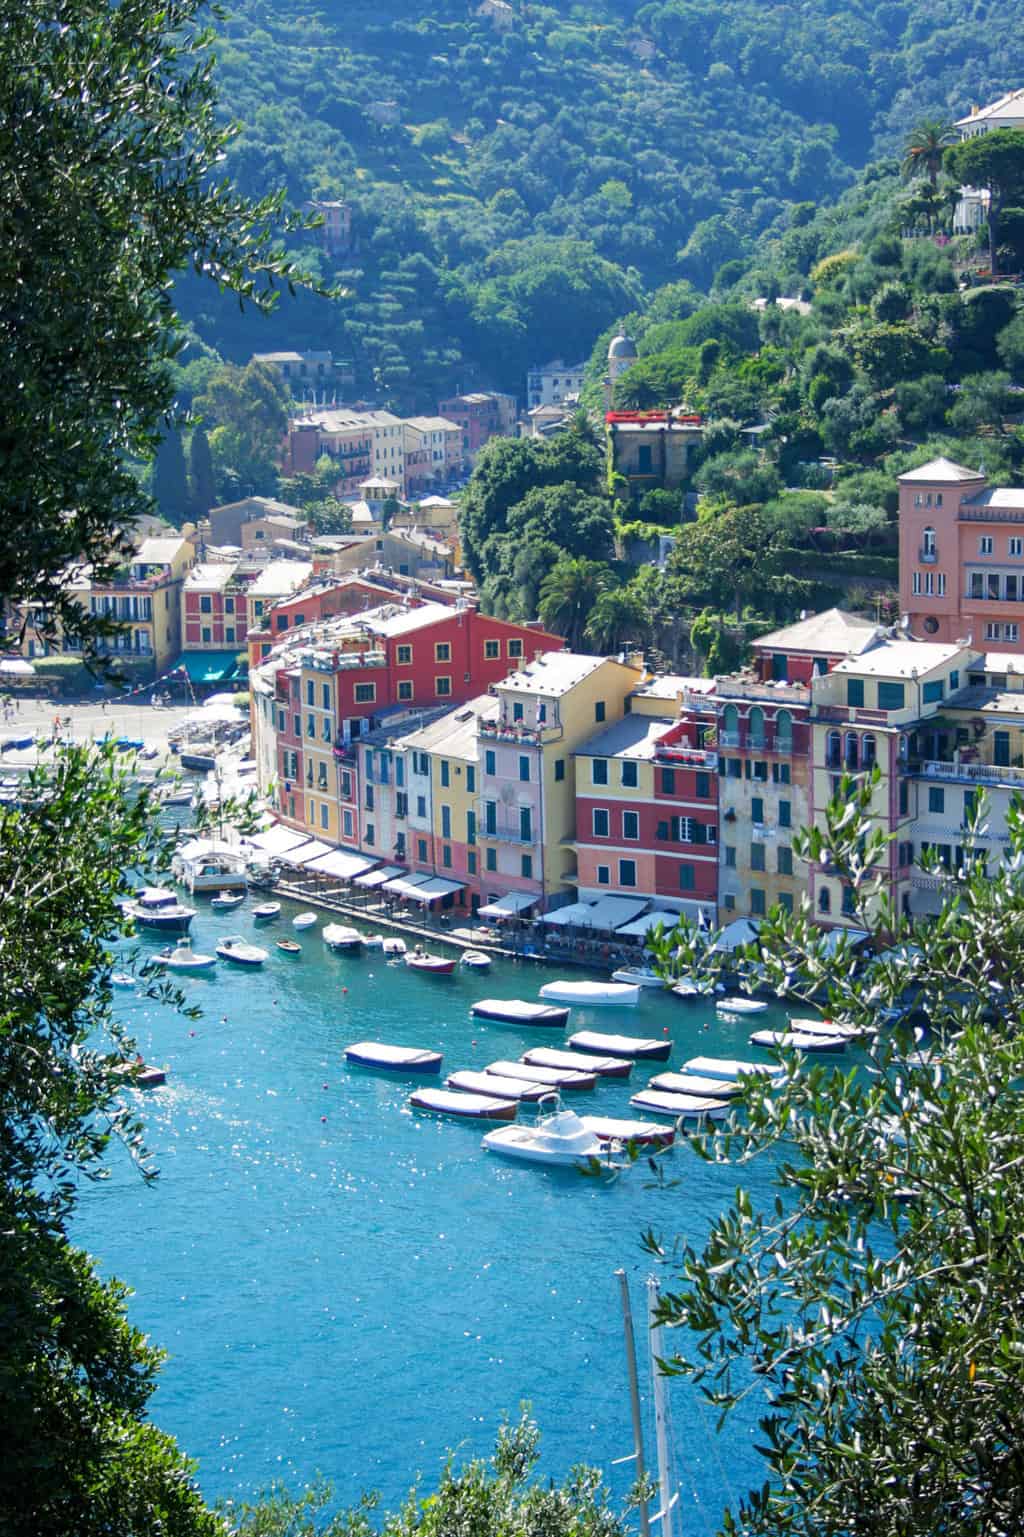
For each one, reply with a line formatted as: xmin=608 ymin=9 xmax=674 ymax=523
xmin=418 ymin=495 xmax=456 ymax=508
xmin=210 ymin=495 xmax=305 ymax=518
xmin=397 ymin=694 xmax=498 ymax=758
xmin=135 ymin=536 xmax=189 ymax=565
xmin=247 ymin=560 xmax=314 ymax=598
xmin=956 ymin=89 xmax=1024 ymax=126
xmin=576 ymin=714 xmax=675 ymax=760
xmin=831 ymin=639 xmax=965 ymax=680
xmin=405 ymin=415 xmax=461 ymax=433
xmin=754 ymin=607 xmax=882 ymax=656
xmin=359 ymin=601 xmax=456 ymax=638
xmin=897 ymin=457 xmax=985 ymax=484
xmin=981 ymin=652 xmax=1024 ymax=675
xmin=946 ymin=684 xmax=1024 ymax=716
xmin=185 ymin=563 xmax=236 ymax=592
xmin=630 ymin=674 xmax=713 ymax=700
xmin=499 ymin=651 xmax=612 ymax=698
xmin=961 ymin=486 xmax=1024 ymax=510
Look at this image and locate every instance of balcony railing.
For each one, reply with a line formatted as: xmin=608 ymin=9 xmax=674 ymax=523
xmin=919 ymin=758 xmax=1024 ymax=787
xmin=710 ymin=678 xmax=811 ymax=704
xmin=919 ymin=548 xmax=938 ymax=563
xmin=479 ymin=719 xmax=562 ymax=744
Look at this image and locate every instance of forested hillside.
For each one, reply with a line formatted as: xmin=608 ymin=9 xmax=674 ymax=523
xmin=180 ymin=0 xmax=1024 ymax=408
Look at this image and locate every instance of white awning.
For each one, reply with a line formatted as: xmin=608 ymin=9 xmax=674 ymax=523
xmin=616 ymin=909 xmax=682 ymax=939
xmin=407 ymin=876 xmax=463 ymax=902
xmin=306 ymin=849 xmax=377 ymax=880
xmin=249 ymin=824 xmax=311 ymax=857
xmin=710 ymin=918 xmax=762 ymax=953
xmin=477 ymin=892 xmax=537 ymax=918
xmin=175 ymin=837 xmax=240 ymax=863
xmin=354 ymin=865 xmax=402 ymax=888
xmin=821 ymin=927 xmax=869 ymax=954
xmin=586 ymin=896 xmax=648 ymax=930
xmin=542 ymin=901 xmax=598 ymax=927
xmin=382 ymin=872 xmax=433 ymax=899
xmin=281 ymin=838 xmax=333 ymax=867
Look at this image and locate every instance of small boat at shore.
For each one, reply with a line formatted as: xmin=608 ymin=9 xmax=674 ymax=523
xmin=406 ymin=949 xmax=456 ymax=975
xmin=611 ymin=966 xmax=665 ymax=989
xmin=580 ymin=1115 xmax=675 ymax=1148
xmin=409 ymin=1088 xmax=516 ymax=1121
xmin=568 ymin=1029 xmax=671 ymax=1062
xmin=124 ymin=887 xmax=196 ymax=934
xmin=485 ymin=1059 xmax=597 ymax=1092
xmin=363 ymin=933 xmax=385 ymax=949
xmin=540 ymin=979 xmax=640 ymax=1007
xmin=716 ymin=996 xmax=768 ymax=1016
xmin=630 ymin=1088 xmax=730 ymax=1121
xmin=323 ymin=924 xmax=363 ymax=952
xmin=382 ymin=936 xmax=407 ymax=958
xmin=152 ymin=939 xmax=216 ymax=973
xmin=522 ymin=1046 xmax=632 ymax=1079
xmin=211 ymin=889 xmax=245 ymax=912
xmin=113 ymin=1058 xmax=167 ymax=1089
xmin=471 ymin=998 xmax=569 ymax=1028
xmin=446 ymin=1069 xmax=552 ymax=1103
xmin=788 ymin=1016 xmax=867 ymax=1042
xmin=750 ymin=1028 xmax=846 ymax=1053
xmin=483 ymin=1104 xmax=619 ymax=1168
xmin=276 ymin=938 xmax=302 ymax=955
xmin=648 ymin=1070 xmax=740 ymax=1099
xmin=216 ymin=935 xmax=268 ymax=967
xmin=683 ymin=1055 xmax=787 ymax=1084
xmin=345 ymin=1041 xmax=442 ymax=1074
xmin=293 ymin=911 xmax=317 ymax=930
xmin=252 ymin=902 xmax=281 ymax=921
xmin=111 ymin=972 xmax=136 ymax=989
xmin=460 ymin=949 xmax=492 ymax=970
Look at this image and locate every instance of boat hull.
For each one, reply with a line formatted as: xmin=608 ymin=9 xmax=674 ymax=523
xmin=128 ymin=908 xmax=194 ymax=934
xmin=568 ymin=1030 xmax=671 ymax=1062
xmin=406 ymin=956 xmax=456 ymax=975
xmin=471 ymin=1000 xmax=569 ymax=1027
xmin=410 ymin=1089 xmax=516 ymax=1121
xmin=629 ymin=1089 xmax=729 ymax=1120
xmin=345 ymin=1042 xmax=442 ymax=1074
xmin=580 ymin=1115 xmax=675 ymax=1147
xmin=539 ymin=981 xmax=640 ymax=1007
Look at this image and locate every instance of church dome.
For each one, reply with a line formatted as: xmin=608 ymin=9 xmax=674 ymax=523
xmin=608 ymin=333 xmax=638 ymax=361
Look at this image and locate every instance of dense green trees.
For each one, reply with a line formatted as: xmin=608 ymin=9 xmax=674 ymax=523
xmin=946 ymin=128 xmax=1024 ymax=274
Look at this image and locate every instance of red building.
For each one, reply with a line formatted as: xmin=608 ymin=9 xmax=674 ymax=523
xmin=437 ymin=392 xmax=517 ymax=461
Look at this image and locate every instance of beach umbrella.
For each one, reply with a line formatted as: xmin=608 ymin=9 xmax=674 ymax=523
xmin=0 ymin=658 xmax=35 ymax=676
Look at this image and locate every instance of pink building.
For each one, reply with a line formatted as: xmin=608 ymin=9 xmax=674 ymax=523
xmin=899 ymin=457 xmax=1024 ymax=652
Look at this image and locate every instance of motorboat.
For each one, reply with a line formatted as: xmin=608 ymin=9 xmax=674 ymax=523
xmin=323 ymin=924 xmax=363 ymax=952
xmin=215 ymin=935 xmax=268 ymax=967
xmin=276 ymin=938 xmax=302 ymax=956
xmin=788 ymin=1016 xmax=867 ymax=1042
xmin=211 ymin=889 xmax=246 ymax=912
xmin=460 ymin=949 xmax=492 ymax=971
xmin=567 ymin=1029 xmax=671 ymax=1062
xmin=580 ymin=1115 xmax=676 ymax=1148
xmin=683 ymin=1055 xmax=787 ymax=1084
xmin=539 ymin=979 xmax=640 ymax=1007
xmin=293 ymin=911 xmax=318 ymax=930
xmin=113 ymin=1059 xmax=167 ymax=1089
xmin=178 ymin=747 xmax=217 ymax=772
xmin=716 ymin=996 xmax=768 ymax=1016
xmin=484 ymin=1059 xmax=597 ymax=1092
xmin=252 ymin=902 xmax=281 ymax=921
xmin=172 ymin=838 xmax=247 ymax=893
xmin=159 ymin=785 xmax=194 ymax=808
xmin=471 ymin=998 xmax=569 ymax=1028
xmin=648 ymin=1070 xmax=740 ymax=1099
xmin=750 ymin=1028 xmax=846 ymax=1053
xmin=409 ymin=1088 xmax=516 ymax=1121
xmin=521 ymin=1046 xmax=632 ymax=1079
xmin=483 ymin=1104 xmax=620 ymax=1168
xmin=406 ymin=949 xmax=456 ymax=975
xmin=611 ymin=966 xmax=665 ymax=989
xmin=672 ymin=978 xmax=716 ymax=1000
xmin=152 ymin=940 xmax=216 ymax=973
xmin=629 ymin=1088 xmax=730 ymax=1121
xmin=362 ymin=933 xmax=385 ymax=949
xmin=446 ymin=1069 xmax=552 ymax=1103
xmin=111 ymin=972 xmax=136 ymax=989
xmin=345 ymin=1041 xmax=442 ymax=1074
xmin=382 ymin=936 xmax=407 ymax=957
xmin=124 ymin=887 xmax=196 ymax=934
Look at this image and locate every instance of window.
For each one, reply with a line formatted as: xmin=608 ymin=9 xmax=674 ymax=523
xmin=440 ymin=760 xmax=450 ymax=788
xmin=554 ymin=759 xmax=565 ymax=782
xmin=364 ymin=823 xmax=375 ymax=846
xmin=398 ymin=680 xmax=413 ymax=701
xmin=592 ymin=759 xmax=608 ymax=785
xmin=418 ymin=838 xmax=428 ymax=862
xmin=320 ymin=803 xmax=329 ymax=830
xmin=1012 ymin=537 xmax=1024 ymax=558
xmin=695 ymin=771 xmax=710 ymax=798
xmin=365 ymin=784 xmax=374 ymax=811
xmin=484 ymin=639 xmax=500 ymax=660
xmin=877 ymin=682 xmax=905 ymax=711
xmin=441 ymin=805 xmax=451 ymax=839
xmin=317 ymin=762 xmax=328 ymax=790
xmin=293 ymin=715 xmax=301 ymax=738
xmin=435 ymin=676 xmax=451 ymax=697
xmin=468 ymin=851 xmax=477 ymax=875
xmin=724 ymin=893 xmax=736 ymax=911
xmin=307 ymin=714 xmax=316 ymax=738
xmin=467 ymin=810 xmax=477 ymax=846
xmin=775 ymin=710 xmax=793 ymax=752
xmin=621 ymin=761 xmax=638 ymax=788
xmin=922 ymin=679 xmax=944 ymax=705
xmin=986 ymin=622 xmax=1001 ymax=641
xmin=899 ymin=780 xmax=909 ymax=816
xmin=200 ymin=593 xmax=212 ymax=614
xmin=847 ymin=678 xmax=865 ymax=708
xmin=618 ymin=859 xmax=637 ymax=887
xmin=225 ymin=596 xmax=234 ymax=614
xmin=679 ymin=864 xmax=695 ymax=891
xmin=341 ymin=771 xmax=352 ymax=799
xmin=466 ymin=765 xmax=476 ymax=793
xmin=519 ymin=806 xmax=532 ymax=842
xmin=306 ymin=679 xmax=314 ymax=706
xmin=342 ymin=809 xmax=354 ymax=837
xmin=485 ymin=847 xmax=497 ymax=871
xmin=818 ymin=887 xmax=831 ymax=914
xmin=485 ymin=749 xmax=495 ymax=775
xmin=442 ymin=845 xmax=452 ymax=868
xmin=592 ymin=808 xmax=610 ymax=837
xmin=937 ymin=573 xmax=947 ymax=596
xmin=842 ymin=885 xmax=856 ymax=917
xmin=980 ymin=535 xmax=994 ymax=555
xmin=778 ymin=891 xmax=794 ymax=914
xmin=912 ymin=571 xmax=921 ymax=595
xmin=753 ymin=760 xmax=768 ymax=782
xmin=355 ymin=683 xmax=376 ymax=703
xmin=724 ymin=841 xmax=737 ymax=868
xmin=661 ymin=767 xmax=675 ymax=795
xmin=396 ymin=644 xmax=412 ymax=665
xmin=750 ymin=889 xmax=766 ymax=917
xmin=749 ymin=707 xmax=765 ymax=748
xmin=949 ymin=670 xmax=959 ymax=693
xmin=518 ymin=755 xmax=530 ymax=782
xmin=623 ymin=810 xmax=639 ymax=840
xmin=521 ymin=853 xmax=533 ymax=879
xmin=777 ymin=845 xmax=793 ymax=876
xmin=1009 ymin=624 xmax=1020 ymax=643
xmin=507 ymin=639 xmax=523 ymax=659
xmin=434 ymin=641 xmax=451 ymax=662
xmin=513 ymin=701 xmax=524 ymax=722
xmin=751 ymin=796 xmax=764 ymax=824
xmin=595 ymin=701 xmax=606 ymax=723
xmin=751 ymin=844 xmax=766 ymax=872
xmin=922 ymin=526 xmax=936 ymax=556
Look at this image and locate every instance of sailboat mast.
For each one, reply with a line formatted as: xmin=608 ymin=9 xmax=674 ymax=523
xmin=615 ymin=1269 xmax=651 ymax=1537
xmin=647 ymin=1276 xmax=677 ymax=1537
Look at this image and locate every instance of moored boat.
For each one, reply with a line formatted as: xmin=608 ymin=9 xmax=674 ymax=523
xmin=484 ymin=1059 xmax=597 ymax=1092
xmin=648 ymin=1070 xmax=740 ymax=1098
xmin=611 ymin=966 xmax=665 ymax=989
xmin=345 ymin=1041 xmax=442 ymax=1074
xmin=716 ymin=995 xmax=768 ymax=1015
xmin=113 ymin=1058 xmax=167 ymax=1089
xmin=172 ymin=837 xmax=246 ymax=894
xmin=292 ymin=911 xmax=318 ymax=930
xmin=521 ymin=1046 xmax=632 ymax=1079
xmin=409 ymin=1088 xmax=516 ymax=1121
xmin=152 ymin=939 xmax=216 ymax=973
xmin=215 ymin=935 xmax=268 ymax=967
xmin=252 ymin=902 xmax=281 ymax=921
xmin=683 ymin=1054 xmax=787 ymax=1084
xmin=483 ymin=1104 xmax=620 ymax=1168
xmin=750 ymin=1028 xmax=845 ymax=1053
xmin=629 ymin=1088 xmax=730 ymax=1121
xmin=539 ymin=979 xmax=640 ymax=1007
xmin=580 ymin=1115 xmax=675 ymax=1148
xmin=446 ymin=1069 xmax=552 ymax=1102
xmin=323 ymin=924 xmax=363 ymax=952
xmin=276 ymin=938 xmax=302 ymax=955
xmin=382 ymin=936 xmax=407 ymax=957
xmin=210 ymin=889 xmax=245 ymax=912
xmin=471 ymin=998 xmax=569 ymax=1028
xmin=567 ymin=1029 xmax=671 ymax=1062
xmin=406 ymin=948 xmax=456 ymax=975
xmin=124 ymin=887 xmax=196 ymax=934
xmin=111 ymin=971 xmax=136 ymax=989
xmin=788 ymin=1016 xmax=867 ymax=1042
xmin=460 ymin=949 xmax=492 ymax=970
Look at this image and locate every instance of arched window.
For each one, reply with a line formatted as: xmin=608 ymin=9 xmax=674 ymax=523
xmin=863 ymin=734 xmax=877 ymax=768
xmin=827 ymin=730 xmax=841 ymax=768
xmin=818 ymin=887 xmax=831 ymax=914
xmin=775 ymin=709 xmax=793 ymax=752
xmin=748 ymin=706 xmax=765 ymax=748
xmin=844 ymin=731 xmax=859 ymax=770
xmin=922 ymin=526 xmax=936 ymax=557
xmin=722 ymin=704 xmax=739 ymax=742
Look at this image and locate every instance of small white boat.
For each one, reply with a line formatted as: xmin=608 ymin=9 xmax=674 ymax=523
xmin=471 ymin=998 xmax=569 ymax=1028
xmin=671 ymin=978 xmax=716 ymax=1000
xmin=539 ymin=979 xmax=640 ymax=1007
xmin=568 ymin=1029 xmax=671 ymax=1062
xmin=111 ymin=972 xmax=136 ymax=989
xmin=152 ymin=940 xmax=217 ymax=973
xmin=648 ymin=1070 xmax=740 ymax=1099
xmin=382 ymin=936 xmax=407 ymax=957
xmin=446 ymin=1069 xmax=552 ymax=1103
xmin=362 ymin=933 xmax=385 ymax=949
xmin=215 ymin=935 xmax=268 ymax=967
xmin=252 ymin=902 xmax=281 ymax=921
xmin=716 ymin=996 xmax=768 ymax=1016
xmin=160 ymin=786 xmax=194 ymax=808
xmin=460 ymin=949 xmax=492 ymax=971
xmin=323 ymin=924 xmax=363 ymax=952
xmin=611 ymin=966 xmax=664 ymax=989
xmin=630 ymin=1089 xmax=730 ymax=1121
xmin=211 ymin=889 xmax=245 ymax=912
xmin=788 ymin=1016 xmax=867 ymax=1042
xmin=750 ymin=1029 xmax=846 ymax=1053
xmin=522 ymin=1046 xmax=632 ymax=1079
xmin=276 ymin=938 xmax=302 ymax=956
xmin=580 ymin=1115 xmax=675 ymax=1148
xmin=345 ymin=1041 xmax=442 ymax=1074
xmin=406 ymin=950 xmax=456 ymax=975
xmin=113 ymin=1059 xmax=167 ymax=1089
xmin=483 ymin=1105 xmax=620 ymax=1168
xmin=293 ymin=912 xmax=318 ymax=930
xmin=683 ymin=1055 xmax=787 ymax=1084
xmin=484 ymin=1059 xmax=597 ymax=1092
xmin=124 ymin=887 xmax=196 ymax=934
xmin=409 ymin=1088 xmax=516 ymax=1121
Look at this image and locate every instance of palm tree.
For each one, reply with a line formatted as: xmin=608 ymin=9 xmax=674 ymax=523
xmin=583 ymin=584 xmax=650 ymax=654
xmin=902 ymin=120 xmax=955 ymax=190
xmin=538 ymin=557 xmax=612 ymax=650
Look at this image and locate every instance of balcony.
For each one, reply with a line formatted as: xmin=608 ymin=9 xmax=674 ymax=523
xmin=815 ymin=704 xmax=890 ymax=725
xmin=709 ymin=677 xmax=811 ymax=704
xmin=918 ymin=758 xmax=1024 ymax=788
xmin=919 ymin=547 xmax=938 ymax=563
xmin=479 ymin=719 xmax=562 ymax=745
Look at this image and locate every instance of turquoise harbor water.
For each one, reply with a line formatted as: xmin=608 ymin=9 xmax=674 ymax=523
xmin=76 ymin=896 xmax=809 ymax=1526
